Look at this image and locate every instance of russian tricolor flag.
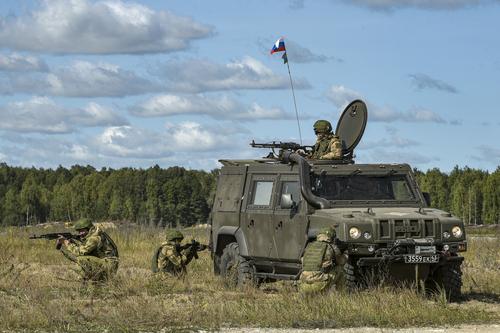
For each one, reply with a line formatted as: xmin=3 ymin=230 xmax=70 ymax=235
xmin=270 ymin=37 xmax=286 ymax=54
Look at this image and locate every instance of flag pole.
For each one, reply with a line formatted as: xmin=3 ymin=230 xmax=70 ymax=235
xmin=285 ymin=56 xmax=303 ymax=145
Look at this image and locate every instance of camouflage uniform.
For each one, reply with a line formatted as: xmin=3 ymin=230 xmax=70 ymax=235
xmin=299 ymin=227 xmax=346 ymax=293
xmin=154 ymin=230 xmax=197 ymax=277
xmin=61 ymin=219 xmax=119 ymax=282
xmin=310 ymin=120 xmax=343 ymax=160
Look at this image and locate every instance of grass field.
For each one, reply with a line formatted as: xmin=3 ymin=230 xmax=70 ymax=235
xmin=1 ymin=223 xmax=499 ymax=332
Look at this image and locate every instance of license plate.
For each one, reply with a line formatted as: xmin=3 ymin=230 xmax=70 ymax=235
xmin=404 ymin=254 xmax=439 ymax=264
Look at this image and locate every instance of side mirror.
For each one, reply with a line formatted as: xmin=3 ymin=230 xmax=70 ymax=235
xmin=280 ymin=193 xmax=295 ymax=209
xmin=422 ymin=192 xmax=431 ymax=207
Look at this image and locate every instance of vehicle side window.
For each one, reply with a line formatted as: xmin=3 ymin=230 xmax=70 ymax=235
xmin=251 ymin=181 xmax=274 ymax=206
xmin=280 ymin=181 xmax=300 ymax=207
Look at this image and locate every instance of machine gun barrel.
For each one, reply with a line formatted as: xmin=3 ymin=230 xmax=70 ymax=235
xmin=29 ymin=232 xmax=79 ymax=240
xmin=250 ymin=140 xmax=313 ymax=152
xmin=29 ymin=232 xmax=81 ymax=250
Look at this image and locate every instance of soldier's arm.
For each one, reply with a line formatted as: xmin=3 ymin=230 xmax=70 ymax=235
xmin=65 ymin=235 xmax=100 ymax=256
xmin=321 ymin=244 xmax=336 ymax=271
xmin=60 ymin=247 xmax=77 ymax=263
xmin=157 ymin=246 xmax=170 ymax=270
xmin=181 ymin=247 xmax=197 ymax=265
xmin=320 ymin=136 xmax=342 ymax=160
xmin=162 ymin=247 xmax=187 ymax=267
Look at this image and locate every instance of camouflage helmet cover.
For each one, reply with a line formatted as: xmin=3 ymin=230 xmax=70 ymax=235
xmin=317 ymin=227 xmax=336 ymax=242
xmin=165 ymin=230 xmax=184 ymax=241
xmin=73 ymin=218 xmax=93 ymax=230
xmin=313 ymin=120 xmax=332 ymax=134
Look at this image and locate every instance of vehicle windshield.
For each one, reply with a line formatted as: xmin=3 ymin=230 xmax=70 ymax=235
xmin=312 ymin=174 xmax=415 ymax=201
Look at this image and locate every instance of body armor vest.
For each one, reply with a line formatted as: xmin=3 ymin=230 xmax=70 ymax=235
xmin=302 ymin=241 xmax=328 ymax=271
xmin=312 ymin=135 xmax=333 ymax=159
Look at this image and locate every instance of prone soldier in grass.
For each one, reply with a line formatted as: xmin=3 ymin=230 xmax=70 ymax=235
xmin=58 ymin=218 xmax=119 ymax=282
xmin=299 ymin=227 xmax=347 ymax=293
xmin=151 ymin=230 xmax=207 ymax=277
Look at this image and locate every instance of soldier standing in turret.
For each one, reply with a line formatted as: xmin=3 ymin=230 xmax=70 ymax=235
xmin=58 ymin=218 xmax=119 ymax=282
xmin=310 ymin=120 xmax=343 ymax=160
xmin=299 ymin=227 xmax=346 ymax=293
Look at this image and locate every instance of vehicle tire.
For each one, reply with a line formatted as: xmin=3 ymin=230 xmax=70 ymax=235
xmin=426 ymin=263 xmax=462 ymax=302
xmin=220 ymin=242 xmax=255 ymax=288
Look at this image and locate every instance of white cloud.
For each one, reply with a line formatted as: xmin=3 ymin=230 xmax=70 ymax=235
xmin=0 ymin=133 xmax=93 ymax=167
xmin=130 ymin=94 xmax=292 ymax=120
xmin=326 ymin=85 xmax=446 ymax=123
xmin=326 ymin=85 xmax=363 ymax=110
xmin=156 ymin=57 xmax=311 ymax=93
xmin=0 ymin=53 xmax=48 ymax=72
xmin=0 ymin=61 xmax=159 ymax=97
xmin=343 ymin=0 xmax=500 ymax=11
xmin=94 ymin=122 xmax=237 ymax=159
xmin=0 ymin=0 xmax=214 ymax=54
xmin=0 ymin=97 xmax=128 ymax=134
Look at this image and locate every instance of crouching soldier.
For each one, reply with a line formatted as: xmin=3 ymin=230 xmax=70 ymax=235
xmin=299 ymin=227 xmax=347 ymax=293
xmin=58 ymin=218 xmax=119 ymax=282
xmin=151 ymin=230 xmax=207 ymax=277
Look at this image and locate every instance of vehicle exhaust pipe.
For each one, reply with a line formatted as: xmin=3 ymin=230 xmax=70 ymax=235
xmin=280 ymin=151 xmax=332 ymax=209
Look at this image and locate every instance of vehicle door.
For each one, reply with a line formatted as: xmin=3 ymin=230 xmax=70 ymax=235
xmin=271 ymin=176 xmax=308 ymax=261
xmin=241 ymin=174 xmax=276 ymax=259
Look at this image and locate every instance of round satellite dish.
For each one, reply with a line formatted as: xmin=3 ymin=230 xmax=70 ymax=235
xmin=335 ymin=99 xmax=367 ymax=154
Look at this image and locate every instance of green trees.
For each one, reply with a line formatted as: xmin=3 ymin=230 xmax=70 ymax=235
xmin=0 ymin=164 xmax=216 ymax=227
xmin=416 ymin=166 xmax=499 ymax=225
xmin=0 ymin=163 xmax=497 ymax=226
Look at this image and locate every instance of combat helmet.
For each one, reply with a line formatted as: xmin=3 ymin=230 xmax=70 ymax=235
xmin=165 ymin=230 xmax=184 ymax=242
xmin=73 ymin=218 xmax=93 ymax=230
xmin=317 ymin=227 xmax=336 ymax=242
xmin=313 ymin=120 xmax=332 ymax=134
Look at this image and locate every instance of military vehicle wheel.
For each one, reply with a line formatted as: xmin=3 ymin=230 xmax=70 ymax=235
xmin=220 ymin=242 xmax=255 ymax=288
xmin=426 ymin=263 xmax=462 ymax=302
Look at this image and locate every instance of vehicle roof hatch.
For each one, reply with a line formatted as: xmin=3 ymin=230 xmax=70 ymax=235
xmin=335 ymin=99 xmax=368 ymax=154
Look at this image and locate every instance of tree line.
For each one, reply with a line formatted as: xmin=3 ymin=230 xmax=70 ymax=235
xmin=0 ymin=163 xmax=498 ymax=226
xmin=0 ymin=163 xmax=217 ymax=227
xmin=414 ymin=166 xmax=499 ymax=225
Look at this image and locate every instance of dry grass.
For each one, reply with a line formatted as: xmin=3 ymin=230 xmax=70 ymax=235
xmin=0 ymin=224 xmax=499 ymax=332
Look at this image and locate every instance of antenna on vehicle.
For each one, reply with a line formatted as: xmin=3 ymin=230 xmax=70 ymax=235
xmin=270 ymin=36 xmax=303 ymax=144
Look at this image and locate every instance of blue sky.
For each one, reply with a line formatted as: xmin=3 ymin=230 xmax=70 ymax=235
xmin=0 ymin=0 xmax=498 ymax=171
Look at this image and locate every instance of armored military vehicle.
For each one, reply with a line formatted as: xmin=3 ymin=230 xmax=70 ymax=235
xmin=209 ymin=100 xmax=466 ymax=301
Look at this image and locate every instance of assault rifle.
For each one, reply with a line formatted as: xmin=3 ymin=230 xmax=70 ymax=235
xmin=250 ymin=140 xmax=314 ymax=158
xmin=29 ymin=232 xmax=81 ymax=250
xmin=175 ymin=239 xmax=209 ymax=260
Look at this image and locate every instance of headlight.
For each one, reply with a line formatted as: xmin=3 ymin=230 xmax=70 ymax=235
xmin=349 ymin=227 xmax=361 ymax=239
xmin=363 ymin=231 xmax=372 ymax=240
xmin=451 ymin=226 xmax=463 ymax=238
xmin=443 ymin=231 xmax=451 ymax=239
